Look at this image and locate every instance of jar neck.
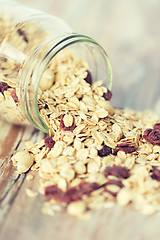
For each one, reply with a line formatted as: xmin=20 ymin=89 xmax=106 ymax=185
xmin=20 ymin=33 xmax=112 ymax=133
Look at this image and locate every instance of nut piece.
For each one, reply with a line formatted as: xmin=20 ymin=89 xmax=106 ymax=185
xmin=67 ymin=201 xmax=86 ymax=216
xmin=40 ymin=69 xmax=55 ymax=91
xmin=12 ymin=151 xmax=34 ymax=173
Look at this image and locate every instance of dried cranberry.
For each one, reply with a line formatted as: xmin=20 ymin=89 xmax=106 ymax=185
xmin=84 ymin=70 xmax=92 ymax=85
xmin=61 ymin=182 xmax=100 ymax=204
xmin=45 ymin=185 xmax=63 ymax=201
xmin=104 ymin=166 xmax=129 ymax=179
xmin=44 ymin=137 xmax=55 ymax=149
xmin=104 ymin=179 xmax=124 ymax=197
xmin=60 ymin=114 xmax=76 ymax=131
xmin=113 ymin=142 xmax=137 ymax=155
xmin=143 ymin=129 xmax=153 ymax=140
xmin=98 ymin=145 xmax=112 ymax=157
xmin=102 ymin=89 xmax=112 ymax=101
xmin=0 ymin=82 xmax=8 ymax=94
xmin=154 ymin=123 xmax=160 ymax=133
xmin=79 ymin=182 xmax=100 ymax=194
xmin=61 ymin=187 xmax=83 ymax=204
xmin=11 ymin=89 xmax=19 ymax=103
xmin=151 ymin=166 xmax=160 ymax=181
xmin=143 ymin=129 xmax=160 ymax=145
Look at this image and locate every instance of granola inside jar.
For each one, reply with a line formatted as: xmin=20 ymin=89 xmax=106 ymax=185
xmin=0 ymin=0 xmax=112 ymax=132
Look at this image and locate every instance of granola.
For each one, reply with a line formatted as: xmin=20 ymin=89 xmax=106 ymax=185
xmin=11 ymin=50 xmax=160 ymax=218
xmin=3 ymin=12 xmax=160 ymax=220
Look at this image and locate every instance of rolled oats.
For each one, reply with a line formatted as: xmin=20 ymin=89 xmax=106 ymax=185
xmin=10 ymin=43 xmax=160 ymax=219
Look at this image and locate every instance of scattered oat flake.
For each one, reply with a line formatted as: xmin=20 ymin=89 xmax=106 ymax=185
xmin=105 ymin=180 xmax=124 ymax=197
xmin=11 ymin=89 xmax=19 ymax=103
xmin=26 ymin=174 xmax=33 ymax=181
xmin=26 ymin=188 xmax=38 ymax=197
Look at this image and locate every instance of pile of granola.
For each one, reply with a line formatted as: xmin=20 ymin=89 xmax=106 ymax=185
xmin=11 ymin=50 xmax=160 ymax=219
xmin=0 ymin=16 xmax=50 ymax=124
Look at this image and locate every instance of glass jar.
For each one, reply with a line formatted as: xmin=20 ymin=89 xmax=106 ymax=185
xmin=0 ymin=0 xmax=112 ymax=133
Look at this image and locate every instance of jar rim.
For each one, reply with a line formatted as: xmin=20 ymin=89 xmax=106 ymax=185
xmin=20 ymin=33 xmax=112 ymax=133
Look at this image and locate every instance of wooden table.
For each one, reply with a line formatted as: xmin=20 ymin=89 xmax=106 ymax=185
xmin=1 ymin=0 xmax=160 ymax=239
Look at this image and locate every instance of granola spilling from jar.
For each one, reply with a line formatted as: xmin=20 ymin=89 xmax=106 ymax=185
xmin=0 ymin=16 xmax=53 ymax=124
xmin=4 ymin=16 xmax=160 ymax=219
xmin=11 ymin=47 xmax=160 ymax=219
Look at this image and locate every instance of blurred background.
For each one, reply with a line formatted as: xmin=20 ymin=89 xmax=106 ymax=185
xmin=16 ymin=0 xmax=160 ymax=112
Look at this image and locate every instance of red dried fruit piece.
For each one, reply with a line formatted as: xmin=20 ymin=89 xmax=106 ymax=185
xmin=79 ymin=182 xmax=100 ymax=194
xmin=143 ymin=129 xmax=160 ymax=146
xmin=104 ymin=166 xmax=129 ymax=179
xmin=98 ymin=145 xmax=112 ymax=157
xmin=84 ymin=70 xmax=92 ymax=85
xmin=17 ymin=28 xmax=28 ymax=43
xmin=104 ymin=179 xmax=124 ymax=197
xmin=11 ymin=89 xmax=19 ymax=103
xmin=61 ymin=187 xmax=83 ymax=204
xmin=143 ymin=129 xmax=153 ymax=140
xmin=154 ymin=123 xmax=160 ymax=133
xmin=45 ymin=185 xmax=63 ymax=201
xmin=60 ymin=114 xmax=76 ymax=131
xmin=113 ymin=142 xmax=137 ymax=155
xmin=44 ymin=137 xmax=55 ymax=149
xmin=102 ymin=89 xmax=112 ymax=101
xmin=151 ymin=166 xmax=160 ymax=181
xmin=0 ymin=82 xmax=9 ymax=94
xmin=61 ymin=182 xmax=100 ymax=204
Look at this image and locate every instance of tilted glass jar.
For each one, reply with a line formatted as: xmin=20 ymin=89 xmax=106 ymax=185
xmin=0 ymin=0 xmax=112 ymax=133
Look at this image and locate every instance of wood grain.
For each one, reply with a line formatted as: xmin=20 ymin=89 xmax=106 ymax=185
xmin=1 ymin=0 xmax=160 ymax=239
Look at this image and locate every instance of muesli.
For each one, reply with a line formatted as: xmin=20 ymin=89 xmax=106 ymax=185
xmin=11 ymin=50 xmax=160 ymax=219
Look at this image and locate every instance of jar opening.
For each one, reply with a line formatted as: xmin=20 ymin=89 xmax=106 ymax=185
xmin=20 ymin=34 xmax=112 ymax=133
